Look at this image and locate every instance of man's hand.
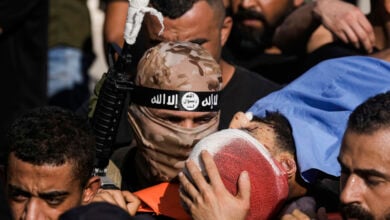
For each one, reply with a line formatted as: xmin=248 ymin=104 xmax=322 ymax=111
xmin=282 ymin=209 xmax=312 ymax=220
xmin=281 ymin=208 xmax=329 ymax=220
xmin=314 ymin=0 xmax=375 ymax=53
xmin=92 ymin=189 xmax=141 ymax=216
xmin=179 ymin=150 xmax=251 ymax=220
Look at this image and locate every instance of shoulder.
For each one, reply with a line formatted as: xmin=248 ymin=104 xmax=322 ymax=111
xmin=231 ymin=65 xmax=281 ymax=90
xmin=111 ymin=145 xmax=136 ymax=169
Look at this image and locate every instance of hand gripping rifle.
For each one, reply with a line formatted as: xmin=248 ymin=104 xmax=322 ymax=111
xmin=91 ymin=0 xmax=164 ymax=189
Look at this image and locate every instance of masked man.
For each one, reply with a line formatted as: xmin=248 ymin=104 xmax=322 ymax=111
xmin=108 ymin=41 xmax=223 ymax=192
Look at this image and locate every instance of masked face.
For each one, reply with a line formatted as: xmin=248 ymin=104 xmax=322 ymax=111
xmin=129 ymin=105 xmax=219 ymax=182
xmin=128 ymin=41 xmax=222 ymax=184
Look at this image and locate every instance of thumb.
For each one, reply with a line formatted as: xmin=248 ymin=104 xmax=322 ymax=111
xmin=237 ymin=171 xmax=251 ymax=202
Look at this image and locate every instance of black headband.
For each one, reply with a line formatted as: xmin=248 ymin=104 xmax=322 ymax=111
xmin=131 ymin=86 xmax=220 ymax=111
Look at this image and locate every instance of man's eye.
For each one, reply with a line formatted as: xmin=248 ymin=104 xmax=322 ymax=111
xmin=364 ymin=177 xmax=384 ymax=187
xmin=45 ymin=197 xmax=64 ymax=206
xmin=10 ymin=192 xmax=28 ymax=202
xmin=165 ymin=116 xmax=183 ymax=123
xmin=190 ymin=39 xmax=207 ymax=46
xmin=194 ymin=116 xmax=213 ymax=124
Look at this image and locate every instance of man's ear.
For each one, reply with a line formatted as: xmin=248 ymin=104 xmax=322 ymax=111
xmin=82 ymin=176 xmax=101 ymax=204
xmin=220 ymin=16 xmax=233 ymax=47
xmin=277 ymin=154 xmax=297 ymax=180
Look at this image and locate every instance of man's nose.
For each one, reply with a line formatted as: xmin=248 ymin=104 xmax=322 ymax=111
xmin=240 ymin=0 xmax=257 ymax=9
xmin=181 ymin=119 xmax=196 ymax=129
xmin=23 ymin=198 xmax=45 ymax=220
xmin=340 ymin=174 xmax=364 ymax=205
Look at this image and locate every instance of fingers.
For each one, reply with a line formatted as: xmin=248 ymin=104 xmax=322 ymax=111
xmin=315 ymin=0 xmax=375 ymax=53
xmin=200 ymin=151 xmax=224 ymax=187
xmin=122 ymin=191 xmax=141 ymax=216
xmin=339 ymin=17 xmax=374 ymax=53
xmin=178 ymin=173 xmax=198 ymax=212
xmin=356 ymin=16 xmax=375 ymax=53
xmin=292 ymin=209 xmax=311 ymax=220
xmin=93 ymin=189 xmax=126 ymax=210
xmin=281 ymin=209 xmax=311 ymax=220
xmin=93 ymin=189 xmax=140 ymax=215
xmin=179 ymin=190 xmax=194 ymax=212
xmin=229 ymin=111 xmax=251 ymax=129
xmin=281 ymin=214 xmax=296 ymax=220
xmin=178 ymin=171 xmax=201 ymax=204
xmin=237 ymin=171 xmax=251 ymax=203
xmin=184 ymin=158 xmax=210 ymax=194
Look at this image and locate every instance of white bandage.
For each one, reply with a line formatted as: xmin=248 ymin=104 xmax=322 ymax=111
xmin=124 ymin=0 xmax=164 ymax=45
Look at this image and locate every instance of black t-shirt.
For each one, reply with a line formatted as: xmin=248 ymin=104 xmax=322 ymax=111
xmin=219 ymin=65 xmax=281 ymax=129
xmin=223 ymin=47 xmax=304 ymax=85
xmin=301 ymin=41 xmax=370 ymax=73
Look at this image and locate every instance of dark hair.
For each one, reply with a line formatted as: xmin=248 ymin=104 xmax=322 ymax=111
xmin=150 ymin=0 xmax=225 ymax=24
xmin=6 ymin=106 xmax=96 ymax=188
xmin=252 ymin=111 xmax=296 ymax=155
xmin=347 ymin=91 xmax=390 ymax=134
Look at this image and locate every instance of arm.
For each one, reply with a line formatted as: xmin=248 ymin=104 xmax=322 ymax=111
xmin=274 ymin=0 xmax=375 ymax=53
xmin=103 ymin=0 xmax=129 ymax=59
xmin=273 ymin=1 xmax=320 ymax=54
xmin=179 ymin=150 xmax=251 ymax=220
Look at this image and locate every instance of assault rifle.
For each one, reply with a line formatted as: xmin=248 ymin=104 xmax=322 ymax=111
xmin=91 ymin=43 xmax=134 ymax=189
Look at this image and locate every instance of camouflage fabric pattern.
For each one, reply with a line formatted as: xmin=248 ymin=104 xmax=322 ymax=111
xmin=128 ymin=41 xmax=222 ymax=184
xmin=135 ymin=41 xmax=222 ymax=91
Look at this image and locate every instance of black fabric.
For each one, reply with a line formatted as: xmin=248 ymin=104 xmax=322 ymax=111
xmin=113 ymin=145 xmax=163 ymax=192
xmin=301 ymin=41 xmax=370 ymax=73
xmin=0 ymin=0 xmax=48 ymax=165
xmin=223 ymin=43 xmax=304 ymax=85
xmin=222 ymin=34 xmax=370 ymax=86
xmin=219 ymin=66 xmax=281 ymax=129
xmin=132 ymin=86 xmax=220 ymax=112
xmin=309 ymin=175 xmax=341 ymax=212
xmin=59 ymin=202 xmax=133 ymax=220
xmin=112 ymin=146 xmax=143 ymax=192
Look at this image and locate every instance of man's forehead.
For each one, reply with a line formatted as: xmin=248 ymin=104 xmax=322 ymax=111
xmin=242 ymin=121 xmax=277 ymax=152
xmin=8 ymin=154 xmax=78 ymax=183
xmin=145 ymin=1 xmax=217 ymax=35
xmin=341 ymin=129 xmax=390 ymax=168
xmin=7 ymin=160 xmax=81 ymax=194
